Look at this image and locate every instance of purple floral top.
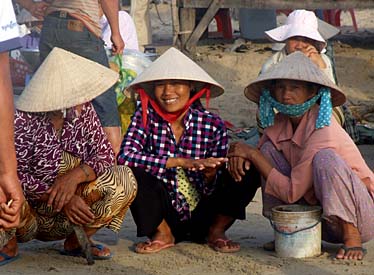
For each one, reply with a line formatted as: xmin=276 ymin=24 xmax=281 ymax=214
xmin=118 ymin=103 xmax=228 ymax=221
xmin=14 ymin=103 xmax=114 ymax=204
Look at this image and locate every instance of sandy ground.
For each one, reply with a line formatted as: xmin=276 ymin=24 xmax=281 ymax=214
xmin=4 ymin=4 xmax=374 ymax=275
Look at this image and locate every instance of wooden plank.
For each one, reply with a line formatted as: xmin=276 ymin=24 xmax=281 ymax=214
xmin=171 ymin=0 xmax=180 ymax=45
xmin=185 ymin=0 xmax=221 ymax=52
xmin=178 ymin=0 xmax=374 ymax=9
xmin=179 ymin=8 xmax=196 ymax=47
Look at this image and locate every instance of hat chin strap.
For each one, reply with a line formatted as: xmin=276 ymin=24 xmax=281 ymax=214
xmin=138 ymin=85 xmax=211 ymax=128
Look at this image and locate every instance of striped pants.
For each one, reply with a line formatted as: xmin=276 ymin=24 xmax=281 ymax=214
xmin=0 ymin=153 xmax=137 ymax=247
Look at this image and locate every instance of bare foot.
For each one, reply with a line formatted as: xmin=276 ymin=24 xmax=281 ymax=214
xmin=335 ymin=221 xmax=365 ymax=260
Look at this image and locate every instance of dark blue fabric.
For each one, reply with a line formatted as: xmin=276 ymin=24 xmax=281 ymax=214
xmin=39 ymin=15 xmax=120 ymax=127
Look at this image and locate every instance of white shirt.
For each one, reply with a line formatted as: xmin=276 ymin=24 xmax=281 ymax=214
xmin=100 ymin=11 xmax=139 ymax=51
xmin=0 ymin=0 xmax=21 ymax=52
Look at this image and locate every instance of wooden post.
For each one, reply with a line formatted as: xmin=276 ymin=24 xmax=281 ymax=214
xmin=171 ymin=0 xmax=180 ymax=46
xmin=179 ymin=8 xmax=196 ymax=51
xmin=185 ymin=0 xmax=221 ymax=53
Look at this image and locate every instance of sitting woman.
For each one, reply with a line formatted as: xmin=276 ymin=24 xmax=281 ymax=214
xmin=228 ymin=52 xmax=374 ymax=260
xmin=0 ymin=47 xmax=137 ymax=261
xmin=258 ymin=9 xmax=357 ymax=140
xmin=118 ymin=47 xmax=260 ymax=254
xmin=262 ymin=9 xmax=338 ymax=81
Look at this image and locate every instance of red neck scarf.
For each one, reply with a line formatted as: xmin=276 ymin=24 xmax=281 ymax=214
xmin=138 ymin=85 xmax=211 ymax=127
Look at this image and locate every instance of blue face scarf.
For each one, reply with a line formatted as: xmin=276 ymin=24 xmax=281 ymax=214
xmin=259 ymin=87 xmax=333 ymax=129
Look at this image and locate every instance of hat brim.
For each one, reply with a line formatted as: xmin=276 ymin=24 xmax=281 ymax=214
xmin=15 ymin=47 xmax=119 ymax=112
xmin=126 ymin=48 xmax=224 ymax=98
xmin=244 ymin=77 xmax=345 ymax=107
xmin=244 ymin=52 xmax=346 ymax=107
xmin=129 ymin=78 xmax=224 ymax=98
xmin=265 ymin=24 xmax=326 ymax=51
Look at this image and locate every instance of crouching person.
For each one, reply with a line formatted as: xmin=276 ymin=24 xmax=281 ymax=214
xmin=0 ymin=48 xmax=137 ymax=261
xmin=229 ymin=52 xmax=374 ymax=260
xmin=118 ymin=48 xmax=261 ymax=254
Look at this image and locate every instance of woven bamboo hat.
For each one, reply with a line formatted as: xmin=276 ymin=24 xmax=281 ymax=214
xmin=127 ymin=47 xmax=224 ymax=97
xmin=16 ymin=47 xmax=119 ymax=112
xmin=244 ymin=51 xmax=346 ymax=107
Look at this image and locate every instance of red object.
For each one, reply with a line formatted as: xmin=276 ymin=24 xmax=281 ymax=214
xmin=323 ymin=9 xmax=358 ymax=32
xmin=214 ymin=9 xmax=233 ymax=39
xmin=277 ymin=9 xmax=358 ymax=32
xmin=9 ymin=58 xmax=32 ymax=87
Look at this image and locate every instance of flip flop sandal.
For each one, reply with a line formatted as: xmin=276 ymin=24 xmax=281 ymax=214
xmin=208 ymin=238 xmax=241 ymax=253
xmin=336 ymin=245 xmax=367 ymax=259
xmin=0 ymin=252 xmax=20 ymax=266
xmin=135 ymin=240 xmax=175 ymax=254
xmin=60 ymin=243 xmax=113 ymax=260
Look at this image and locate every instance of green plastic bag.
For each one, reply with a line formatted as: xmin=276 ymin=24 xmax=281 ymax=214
xmin=109 ymin=54 xmax=137 ymax=134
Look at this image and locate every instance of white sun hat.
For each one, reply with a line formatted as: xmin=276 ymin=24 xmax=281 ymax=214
xmin=16 ymin=47 xmax=119 ymax=112
xmin=127 ymin=47 xmax=224 ymax=97
xmin=244 ymin=51 xmax=346 ymax=107
xmin=265 ymin=10 xmax=335 ymax=52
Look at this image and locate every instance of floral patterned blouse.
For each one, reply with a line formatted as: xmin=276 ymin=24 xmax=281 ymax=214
xmin=14 ymin=102 xmax=114 ymax=204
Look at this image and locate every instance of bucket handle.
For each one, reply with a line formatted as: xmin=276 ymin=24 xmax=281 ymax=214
xmin=269 ymin=219 xmax=321 ymax=236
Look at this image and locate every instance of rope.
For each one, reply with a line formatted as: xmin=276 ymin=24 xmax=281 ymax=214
xmin=153 ymin=2 xmax=170 ymax=26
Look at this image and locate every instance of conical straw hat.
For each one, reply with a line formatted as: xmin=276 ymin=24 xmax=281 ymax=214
xmin=16 ymin=47 xmax=119 ymax=112
xmin=244 ymin=51 xmax=346 ymax=107
xmin=127 ymin=47 xmax=224 ymax=97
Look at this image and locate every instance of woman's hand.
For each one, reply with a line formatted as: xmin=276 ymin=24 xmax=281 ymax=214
xmin=0 ymin=177 xmax=25 ymax=229
xmin=227 ymin=156 xmax=251 ymax=182
xmin=228 ymin=142 xmax=273 ymax=180
xmin=227 ymin=142 xmax=257 ymax=161
xmin=227 ymin=142 xmax=258 ymax=182
xmin=302 ymin=45 xmax=326 ymax=69
xmin=63 ymin=195 xmax=95 ymax=226
xmin=181 ymin=157 xmax=228 ymax=171
xmin=46 ymin=172 xmax=80 ymax=212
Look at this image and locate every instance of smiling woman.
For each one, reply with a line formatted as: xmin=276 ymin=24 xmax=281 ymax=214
xmin=154 ymin=80 xmax=193 ymax=113
xmin=117 ymin=47 xmax=261 ymax=254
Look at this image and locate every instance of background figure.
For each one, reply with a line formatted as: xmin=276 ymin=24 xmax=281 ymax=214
xmin=100 ymin=7 xmax=139 ymax=51
xmin=0 ymin=0 xmax=25 ymax=245
xmin=130 ymin=0 xmax=152 ymax=51
xmin=17 ymin=0 xmax=125 ymax=156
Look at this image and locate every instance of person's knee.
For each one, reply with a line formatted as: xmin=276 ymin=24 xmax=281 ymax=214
xmin=312 ymin=149 xmax=340 ymax=172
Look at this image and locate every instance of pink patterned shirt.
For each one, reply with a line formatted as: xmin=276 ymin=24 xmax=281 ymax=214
xmin=15 ymin=103 xmax=114 ymax=204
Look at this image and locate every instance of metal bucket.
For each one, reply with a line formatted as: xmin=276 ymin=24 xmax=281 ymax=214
xmin=271 ymin=205 xmax=322 ymax=258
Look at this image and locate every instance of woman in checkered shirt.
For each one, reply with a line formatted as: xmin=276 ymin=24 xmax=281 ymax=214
xmin=118 ymin=48 xmax=261 ymax=254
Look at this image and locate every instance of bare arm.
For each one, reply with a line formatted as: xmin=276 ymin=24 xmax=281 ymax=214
xmin=100 ymin=0 xmax=124 ymax=54
xmin=0 ymin=53 xmax=25 ymax=229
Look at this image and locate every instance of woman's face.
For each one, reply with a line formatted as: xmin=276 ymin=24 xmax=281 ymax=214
xmin=285 ymin=36 xmax=318 ymax=54
xmin=154 ymin=80 xmax=192 ymax=113
xmin=272 ymin=79 xmax=317 ymax=105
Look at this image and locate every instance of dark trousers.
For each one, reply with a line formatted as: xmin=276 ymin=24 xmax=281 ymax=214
xmin=39 ymin=14 xmax=120 ymax=127
xmin=130 ymin=166 xmax=260 ymax=243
